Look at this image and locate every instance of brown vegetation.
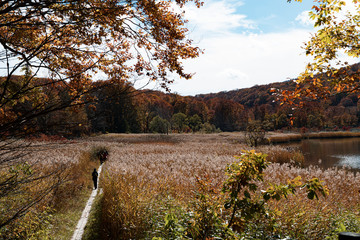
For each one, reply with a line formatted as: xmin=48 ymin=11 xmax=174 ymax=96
xmin=0 ymin=141 xmax=99 ymax=239
xmin=92 ymin=133 xmax=360 ymax=239
xmin=2 ymin=134 xmax=359 ymax=239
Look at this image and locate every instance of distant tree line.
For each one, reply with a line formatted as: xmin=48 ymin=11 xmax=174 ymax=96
xmin=8 ymin=76 xmax=360 ymax=137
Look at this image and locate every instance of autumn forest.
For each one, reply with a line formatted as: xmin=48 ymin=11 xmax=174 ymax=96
xmin=2 ymin=0 xmax=360 ymax=239
xmin=13 ymin=65 xmax=360 ymax=138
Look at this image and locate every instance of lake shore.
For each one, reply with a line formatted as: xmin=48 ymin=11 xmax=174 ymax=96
xmin=267 ymin=131 xmax=360 ymax=143
xmin=90 ymin=131 xmax=360 ymax=145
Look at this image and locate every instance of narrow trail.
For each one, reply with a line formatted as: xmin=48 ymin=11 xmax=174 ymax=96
xmin=71 ymin=164 xmax=103 ymax=240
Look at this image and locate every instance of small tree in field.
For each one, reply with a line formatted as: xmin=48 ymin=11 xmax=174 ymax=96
xmin=171 ymin=113 xmax=188 ymax=133
xmin=188 ymin=114 xmax=202 ymax=132
xmin=245 ymin=121 xmax=268 ymax=147
xmin=152 ymin=151 xmax=328 ymax=239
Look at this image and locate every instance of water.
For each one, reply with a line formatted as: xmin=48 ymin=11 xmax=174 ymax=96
xmin=282 ymin=138 xmax=360 ymax=170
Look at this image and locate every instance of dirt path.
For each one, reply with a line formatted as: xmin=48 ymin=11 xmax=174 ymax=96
xmin=71 ymin=164 xmax=103 ymax=240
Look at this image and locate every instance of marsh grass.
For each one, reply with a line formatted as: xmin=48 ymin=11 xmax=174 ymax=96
xmin=261 ymin=163 xmax=360 ymax=239
xmin=100 ymin=172 xmax=157 ymax=239
xmin=3 ymin=133 xmax=359 ymax=239
xmin=96 ymin=133 xmax=360 ymax=239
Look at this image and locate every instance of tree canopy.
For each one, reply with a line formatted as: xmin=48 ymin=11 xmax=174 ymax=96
xmin=284 ymin=0 xmax=360 ymax=104
xmin=0 ymin=0 xmax=203 ymax=137
xmin=1 ymin=0 xmax=202 ymax=83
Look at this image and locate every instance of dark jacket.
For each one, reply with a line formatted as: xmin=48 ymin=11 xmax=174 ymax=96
xmin=92 ymin=169 xmax=98 ymax=180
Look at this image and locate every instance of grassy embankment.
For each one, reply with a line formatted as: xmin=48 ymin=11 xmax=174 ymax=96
xmin=84 ymin=133 xmax=360 ymax=239
xmin=268 ymin=131 xmax=360 ymax=143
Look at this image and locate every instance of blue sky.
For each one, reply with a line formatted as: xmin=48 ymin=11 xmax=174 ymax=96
xmin=151 ymin=0 xmax=357 ymax=96
xmin=225 ymin=0 xmax=314 ymax=33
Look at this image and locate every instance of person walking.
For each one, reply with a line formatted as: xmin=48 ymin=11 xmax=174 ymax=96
xmin=92 ymin=168 xmax=98 ymax=189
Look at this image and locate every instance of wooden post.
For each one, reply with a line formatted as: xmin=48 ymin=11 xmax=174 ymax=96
xmin=339 ymin=232 xmax=360 ymax=240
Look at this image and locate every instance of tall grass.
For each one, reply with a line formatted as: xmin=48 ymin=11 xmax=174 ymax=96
xmin=262 ymin=163 xmax=360 ymax=239
xmin=100 ymin=172 xmax=162 ymax=239
xmin=3 ymin=134 xmax=359 ymax=239
xmin=95 ymin=134 xmax=360 ymax=239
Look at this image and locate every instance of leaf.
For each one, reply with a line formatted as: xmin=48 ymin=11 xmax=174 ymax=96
xmin=244 ymin=190 xmax=251 ymax=199
xmin=307 ymin=191 xmax=315 ymax=200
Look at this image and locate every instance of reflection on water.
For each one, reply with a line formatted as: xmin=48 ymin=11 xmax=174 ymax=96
xmin=282 ymin=138 xmax=360 ymax=169
xmin=334 ymin=155 xmax=360 ymax=169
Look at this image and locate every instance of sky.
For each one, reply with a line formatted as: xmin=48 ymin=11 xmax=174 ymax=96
xmin=151 ymin=0 xmax=358 ymax=96
xmin=2 ymin=0 xmax=358 ymax=96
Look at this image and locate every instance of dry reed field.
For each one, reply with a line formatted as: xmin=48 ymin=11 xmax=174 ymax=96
xmin=2 ymin=133 xmax=359 ymax=239
xmin=91 ymin=133 xmax=360 ymax=239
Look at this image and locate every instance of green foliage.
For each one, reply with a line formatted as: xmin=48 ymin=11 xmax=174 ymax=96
xmin=150 ymin=177 xmax=236 ymax=240
xmin=171 ymin=113 xmax=188 ymax=133
xmin=185 ymin=176 xmax=235 ymax=239
xmin=200 ymin=122 xmax=220 ymax=133
xmin=150 ymin=116 xmax=170 ymax=134
xmin=148 ymin=197 xmax=190 ymax=240
xmin=222 ymin=150 xmax=329 ymax=236
xmin=325 ymin=212 xmax=360 ymax=239
xmin=188 ymin=114 xmax=202 ymax=132
xmin=222 ymin=150 xmax=269 ymax=231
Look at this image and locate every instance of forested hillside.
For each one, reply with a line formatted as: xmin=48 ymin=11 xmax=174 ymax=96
xmin=7 ymin=71 xmax=360 ymax=137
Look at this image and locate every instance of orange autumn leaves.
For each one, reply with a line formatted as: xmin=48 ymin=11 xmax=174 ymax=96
xmin=0 ymin=0 xmax=203 ymax=135
xmin=279 ymin=1 xmax=360 ymax=107
xmin=0 ymin=0 xmax=203 ymax=96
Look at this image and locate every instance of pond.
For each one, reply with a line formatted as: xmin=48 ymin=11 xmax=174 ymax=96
xmin=282 ymin=137 xmax=360 ymax=170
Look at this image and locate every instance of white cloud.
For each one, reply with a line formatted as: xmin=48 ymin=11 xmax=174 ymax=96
xmin=170 ymin=29 xmax=314 ymax=95
xmin=184 ymin=0 xmax=256 ymax=36
xmin=218 ymin=69 xmax=249 ymax=81
xmin=295 ymin=10 xmax=313 ymax=26
xmin=163 ymin=1 xmax=315 ymax=95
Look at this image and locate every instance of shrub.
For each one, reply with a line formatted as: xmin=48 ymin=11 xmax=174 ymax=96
xmin=89 ymin=145 xmax=110 ymax=163
xmin=264 ymin=146 xmax=304 ymax=166
xmin=245 ymin=121 xmax=268 ymax=147
xmin=200 ymin=122 xmax=220 ymax=133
